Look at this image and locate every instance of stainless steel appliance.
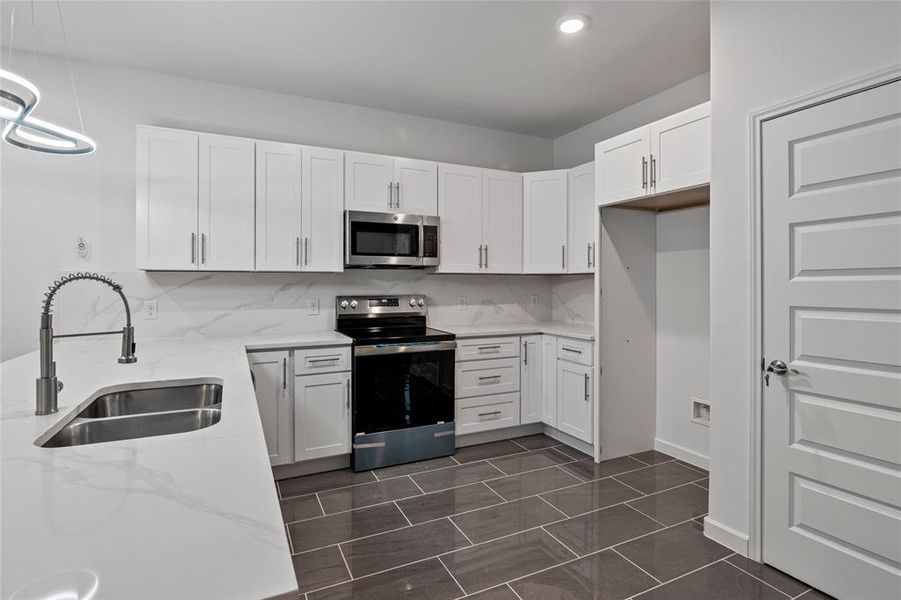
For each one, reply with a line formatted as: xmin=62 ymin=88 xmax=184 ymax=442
xmin=336 ymin=295 xmax=455 ymax=471
xmin=344 ymin=210 xmax=439 ymax=268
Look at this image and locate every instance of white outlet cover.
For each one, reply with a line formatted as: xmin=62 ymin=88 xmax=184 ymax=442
xmin=308 ymin=298 xmax=320 ymax=316
xmin=530 ymin=294 xmax=539 ymax=307
xmin=144 ymin=300 xmax=159 ymax=320
xmin=458 ymin=295 xmax=466 ymax=310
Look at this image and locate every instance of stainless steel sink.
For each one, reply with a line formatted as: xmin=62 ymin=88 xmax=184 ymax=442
xmin=78 ymin=383 xmax=222 ymax=418
xmin=36 ymin=379 xmax=223 ymax=448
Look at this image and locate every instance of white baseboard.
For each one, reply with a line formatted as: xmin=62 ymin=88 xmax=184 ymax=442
xmin=654 ymin=438 xmax=709 ymax=470
xmin=542 ymin=425 xmax=594 ymax=457
xmin=703 ymin=516 xmax=749 ymax=556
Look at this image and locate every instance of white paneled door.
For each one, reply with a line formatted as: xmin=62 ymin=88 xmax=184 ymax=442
xmin=567 ymin=161 xmax=595 ymax=273
xmin=344 ymin=151 xmax=395 ymax=213
xmin=255 ymin=142 xmax=302 ymax=271
xmin=301 ymin=146 xmax=345 ymax=272
xmin=762 ymin=79 xmax=901 ymax=600
xmin=438 ymin=164 xmax=483 ymax=273
xmin=394 ymin=157 xmax=438 ymax=216
xmin=523 ymin=170 xmax=568 ymax=273
xmin=482 ymin=168 xmax=523 ymax=273
xmin=595 ymin=126 xmax=649 ymax=207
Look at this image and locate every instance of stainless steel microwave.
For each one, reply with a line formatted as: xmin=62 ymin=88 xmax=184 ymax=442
xmin=345 ymin=210 xmax=440 ymax=268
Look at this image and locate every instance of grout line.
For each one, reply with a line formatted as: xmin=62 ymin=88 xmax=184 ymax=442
xmin=506 ymin=583 xmax=525 ymax=600
xmin=612 ymin=547 xmax=662 ymax=584
xmin=306 ymin=555 xmax=439 ymax=595
xmin=314 ymin=493 xmax=326 ymax=517
xmin=447 ymin=516 xmax=475 ymax=547
xmin=436 ymin=554 xmax=467 ymax=598
xmin=336 ymin=543 xmax=353 ymax=581
xmin=725 ymin=558 xmax=795 ymax=599
xmin=623 ymin=502 xmax=669 ymax=530
xmin=408 ymin=475 xmax=427 ymax=495
xmin=610 ymin=475 xmax=649 ymax=497
xmin=482 ymin=481 xmax=510 ymax=504
xmin=394 ymin=501 xmax=413 ymax=527
xmin=449 ymin=455 xmax=461 ymax=465
xmin=285 ymin=523 xmax=294 ymax=554
xmin=624 ymin=554 xmax=735 ymax=599
xmin=540 ymin=525 xmax=579 ymax=558
xmin=536 ymin=493 xmax=568 ymax=519
xmin=508 ymin=438 xmax=530 ymax=450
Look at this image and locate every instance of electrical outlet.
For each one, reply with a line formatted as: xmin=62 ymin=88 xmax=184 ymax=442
xmin=144 ymin=300 xmax=159 ymax=320
xmin=529 ymin=294 xmax=539 ymax=307
xmin=691 ymin=397 xmax=710 ymax=427
xmin=308 ymin=298 xmax=320 ymax=316
xmin=458 ymin=295 xmax=467 ymax=310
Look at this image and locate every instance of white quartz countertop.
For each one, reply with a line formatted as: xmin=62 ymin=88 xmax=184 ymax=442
xmin=0 ymin=331 xmax=350 ymax=600
xmin=433 ymin=321 xmax=595 ymax=341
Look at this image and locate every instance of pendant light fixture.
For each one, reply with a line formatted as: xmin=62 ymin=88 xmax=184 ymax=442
xmin=0 ymin=1 xmax=96 ymax=154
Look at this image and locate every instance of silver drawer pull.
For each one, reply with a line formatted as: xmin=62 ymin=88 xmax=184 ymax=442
xmin=308 ymin=357 xmax=340 ymax=364
xmin=477 ymin=345 xmax=502 ymax=351
xmin=478 ymin=375 xmax=502 ymax=381
xmin=562 ymin=346 xmax=582 ymax=354
xmin=478 ymin=410 xmax=502 ymax=417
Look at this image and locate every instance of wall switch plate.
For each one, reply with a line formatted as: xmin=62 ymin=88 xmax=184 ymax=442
xmin=308 ymin=298 xmax=320 ymax=316
xmin=144 ymin=300 xmax=159 ymax=320
xmin=458 ymin=295 xmax=466 ymax=310
xmin=529 ymin=294 xmax=539 ymax=307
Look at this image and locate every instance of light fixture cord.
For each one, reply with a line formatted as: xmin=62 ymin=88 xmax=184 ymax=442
xmin=55 ymin=0 xmax=86 ymax=135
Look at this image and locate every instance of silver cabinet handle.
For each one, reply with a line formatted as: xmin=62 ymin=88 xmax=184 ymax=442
xmin=308 ymin=357 xmax=340 ymax=364
xmin=201 ymin=233 xmax=207 ymax=264
xmin=642 ymin=156 xmax=648 ymax=189
xmin=395 ymin=182 xmax=400 ymax=210
xmin=295 ymin=237 xmax=300 ymax=266
xmin=478 ymin=374 xmax=502 ymax=381
xmin=562 ymin=346 xmax=582 ymax=354
xmin=562 ymin=245 xmax=566 ymax=270
xmin=584 ymin=373 xmax=589 ymax=401
xmin=650 ymin=154 xmax=656 ymax=188
xmin=484 ymin=244 xmax=488 ymax=269
xmin=346 ymin=379 xmax=350 ymax=410
xmin=387 ymin=181 xmax=393 ymax=209
xmin=478 ymin=244 xmax=484 ymax=269
xmin=282 ymin=357 xmax=287 ymax=391
xmin=190 ymin=233 xmax=196 ymax=264
xmin=478 ymin=345 xmax=501 ymax=351
xmin=304 ymin=237 xmax=310 ymax=266
xmin=523 ymin=341 xmax=528 ymax=366
xmin=591 ymin=243 xmax=595 ymax=269
xmin=587 ymin=243 xmax=591 ymax=268
xmin=478 ymin=410 xmax=502 ymax=417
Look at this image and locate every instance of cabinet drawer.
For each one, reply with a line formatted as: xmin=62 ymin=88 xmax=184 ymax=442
xmin=456 ymin=392 xmax=520 ymax=434
xmin=456 ymin=357 xmax=520 ymax=398
xmin=557 ymin=338 xmax=593 ymax=366
xmin=294 ymin=346 xmax=351 ymax=375
xmin=456 ymin=336 xmax=520 ymax=361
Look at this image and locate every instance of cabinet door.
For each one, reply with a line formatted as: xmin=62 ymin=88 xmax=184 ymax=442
xmin=136 ymin=126 xmax=198 ymax=270
xmin=557 ymin=361 xmax=593 ymax=444
xmin=520 ymin=335 xmax=542 ymax=425
xmin=295 ymin=371 xmax=351 ymax=461
xmin=482 ymin=169 xmax=523 ymax=273
xmin=344 ymin=151 xmax=395 ymax=213
xmin=255 ymin=142 xmax=302 ymax=271
xmin=198 ymin=134 xmax=255 ymax=271
xmin=541 ymin=335 xmax=558 ymax=427
xmin=567 ymin=162 xmax=595 ymax=274
xmin=595 ymin=126 xmax=650 ymax=206
xmin=302 ymin=146 xmax=345 ymax=272
xmin=437 ymin=164 xmax=483 ymax=273
xmin=248 ymin=351 xmax=293 ymax=466
xmin=649 ymin=102 xmax=710 ymax=195
xmin=523 ymin=170 xmax=568 ymax=274
xmin=395 ymin=157 xmax=438 ymax=216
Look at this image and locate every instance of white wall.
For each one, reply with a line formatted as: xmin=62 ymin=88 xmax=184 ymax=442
xmin=553 ymin=72 xmax=710 ymax=169
xmin=655 ymin=206 xmax=709 ymax=466
xmin=708 ymin=0 xmax=901 ymax=554
xmin=0 ymin=51 xmax=553 ymax=360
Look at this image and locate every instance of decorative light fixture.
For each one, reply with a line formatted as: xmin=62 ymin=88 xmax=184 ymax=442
xmin=0 ymin=1 xmax=96 ymax=154
xmin=556 ymin=14 xmax=590 ymax=34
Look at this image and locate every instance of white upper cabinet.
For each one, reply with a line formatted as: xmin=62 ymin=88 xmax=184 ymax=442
xmin=649 ymin=102 xmax=711 ymax=195
xmin=595 ymin=126 xmax=651 ymax=207
xmin=256 ymin=142 xmax=302 ymax=271
xmin=301 ymin=146 xmax=345 ymax=272
xmin=523 ymin=170 xmax=568 ymax=274
xmin=567 ymin=162 xmax=595 ymax=273
xmin=595 ymin=102 xmax=711 ymax=207
xmin=136 ymin=126 xmax=199 ymax=270
xmin=394 ymin=157 xmax=438 ymax=215
xmin=345 ymin=152 xmax=437 ymax=215
xmin=344 ymin=151 xmax=395 ymax=213
xmin=482 ymin=169 xmax=523 ymax=273
xmin=438 ymin=164 xmax=483 ymax=273
xmin=198 ymin=134 xmax=256 ymax=271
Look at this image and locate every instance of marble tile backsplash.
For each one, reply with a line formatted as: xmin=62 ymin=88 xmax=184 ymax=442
xmin=51 ymin=270 xmax=574 ymax=340
xmin=552 ymin=274 xmax=595 ymax=325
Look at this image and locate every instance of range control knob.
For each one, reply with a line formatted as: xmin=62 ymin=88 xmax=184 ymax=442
xmin=417 ymin=298 xmax=424 ymax=307
xmin=409 ymin=298 xmax=417 ymax=307
xmin=350 ymin=300 xmax=358 ymax=309
xmin=340 ymin=300 xmax=349 ymax=310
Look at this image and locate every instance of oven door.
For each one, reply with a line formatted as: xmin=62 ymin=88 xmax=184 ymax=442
xmin=345 ymin=211 xmax=422 ymax=267
xmin=352 ymin=341 xmax=456 ymax=436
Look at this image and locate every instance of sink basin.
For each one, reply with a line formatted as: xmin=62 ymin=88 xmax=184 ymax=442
xmin=78 ymin=383 xmax=222 ymax=418
xmin=39 ymin=408 xmax=222 ymax=448
xmin=36 ymin=379 xmax=223 ymax=448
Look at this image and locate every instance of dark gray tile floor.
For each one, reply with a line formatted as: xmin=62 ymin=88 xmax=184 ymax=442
xmin=277 ymin=435 xmax=827 ymax=599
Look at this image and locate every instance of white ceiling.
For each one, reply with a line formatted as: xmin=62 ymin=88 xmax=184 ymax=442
xmin=0 ymin=1 xmax=710 ymax=138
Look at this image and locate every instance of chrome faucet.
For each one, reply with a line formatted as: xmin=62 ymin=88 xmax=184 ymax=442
xmin=36 ymin=273 xmax=137 ymax=415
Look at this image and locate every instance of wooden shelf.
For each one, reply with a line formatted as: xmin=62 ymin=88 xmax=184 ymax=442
xmin=613 ymin=184 xmax=709 ymax=213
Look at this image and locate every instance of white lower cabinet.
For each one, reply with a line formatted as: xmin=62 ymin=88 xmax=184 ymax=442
xmin=557 ymin=359 xmax=594 ymax=444
xmin=541 ymin=335 xmax=559 ymax=427
xmin=455 ymin=336 xmax=522 ymax=434
xmin=295 ymin=371 xmax=351 ymax=461
xmin=456 ymin=393 xmax=520 ymax=434
xmin=248 ymin=351 xmax=293 ymax=466
xmin=520 ymin=335 xmax=542 ymax=424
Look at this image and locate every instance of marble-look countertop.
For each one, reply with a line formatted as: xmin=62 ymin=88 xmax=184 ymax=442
xmin=0 ymin=331 xmax=350 ymax=600
xmin=433 ymin=321 xmax=595 ymax=341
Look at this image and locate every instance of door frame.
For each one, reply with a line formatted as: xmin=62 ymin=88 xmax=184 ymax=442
xmin=746 ymin=64 xmax=901 ymax=562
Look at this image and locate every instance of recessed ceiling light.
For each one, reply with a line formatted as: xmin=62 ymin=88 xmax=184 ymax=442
xmin=556 ymin=15 xmax=589 ymax=34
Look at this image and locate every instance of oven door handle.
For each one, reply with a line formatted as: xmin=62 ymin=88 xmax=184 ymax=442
xmin=354 ymin=340 xmax=457 ymax=356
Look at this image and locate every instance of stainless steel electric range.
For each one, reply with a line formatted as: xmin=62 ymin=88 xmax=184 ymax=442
xmin=335 ymin=295 xmax=456 ymax=471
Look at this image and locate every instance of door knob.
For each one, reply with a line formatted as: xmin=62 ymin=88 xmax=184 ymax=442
xmin=765 ymin=359 xmax=799 ymax=386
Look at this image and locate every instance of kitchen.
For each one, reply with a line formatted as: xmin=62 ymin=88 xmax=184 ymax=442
xmin=1 ymin=2 xmax=899 ymax=600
